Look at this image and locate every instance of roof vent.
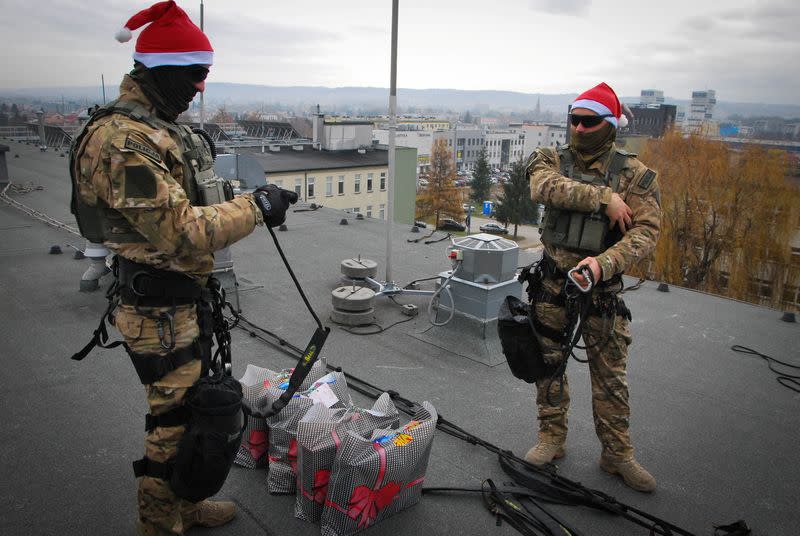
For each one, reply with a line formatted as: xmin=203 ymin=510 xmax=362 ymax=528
xmin=292 ymin=145 xmax=304 ymax=151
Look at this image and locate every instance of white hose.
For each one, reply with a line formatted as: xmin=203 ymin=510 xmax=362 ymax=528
xmin=428 ymin=261 xmax=462 ymax=326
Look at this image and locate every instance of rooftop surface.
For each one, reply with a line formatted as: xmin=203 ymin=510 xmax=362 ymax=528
xmin=239 ymin=146 xmax=388 ymax=174
xmin=1 ymin=140 xmax=798 ymax=536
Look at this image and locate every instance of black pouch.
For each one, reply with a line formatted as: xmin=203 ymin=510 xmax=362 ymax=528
xmin=497 ymin=296 xmax=557 ymax=383
xmin=170 ymin=373 xmax=245 ymax=503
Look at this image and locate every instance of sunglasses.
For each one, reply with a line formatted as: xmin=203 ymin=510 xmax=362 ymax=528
xmin=569 ymin=113 xmax=613 ymax=128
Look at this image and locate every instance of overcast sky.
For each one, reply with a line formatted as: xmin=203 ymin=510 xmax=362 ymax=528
xmin=1 ymin=0 xmax=798 ymax=104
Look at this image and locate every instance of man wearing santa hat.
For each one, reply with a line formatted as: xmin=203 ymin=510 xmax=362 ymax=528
xmin=525 ymin=82 xmax=661 ymax=492
xmin=69 ymin=2 xmax=295 ymax=533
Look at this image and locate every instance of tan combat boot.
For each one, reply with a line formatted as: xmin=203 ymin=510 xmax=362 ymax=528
xmin=181 ymin=500 xmax=236 ymax=531
xmin=599 ymin=454 xmax=656 ymax=492
xmin=524 ymin=441 xmax=565 ymax=466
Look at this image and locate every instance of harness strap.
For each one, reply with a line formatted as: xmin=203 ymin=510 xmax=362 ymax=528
xmin=145 ymin=406 xmax=191 ymax=432
xmin=126 ymin=340 xmax=205 ymax=385
xmin=132 ymin=456 xmax=172 ymax=480
xmin=117 ymin=256 xmax=203 ymax=305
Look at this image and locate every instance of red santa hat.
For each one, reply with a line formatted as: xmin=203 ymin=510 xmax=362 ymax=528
xmin=115 ymin=1 xmax=213 ymax=68
xmin=572 ymin=82 xmax=629 ymax=128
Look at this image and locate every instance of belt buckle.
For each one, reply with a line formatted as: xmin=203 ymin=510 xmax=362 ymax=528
xmin=130 ymin=271 xmax=156 ymax=297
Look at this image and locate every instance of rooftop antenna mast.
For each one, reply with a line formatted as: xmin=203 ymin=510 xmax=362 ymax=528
xmin=385 ymin=0 xmax=398 ymax=283
xmin=199 ymin=0 xmax=205 ymax=128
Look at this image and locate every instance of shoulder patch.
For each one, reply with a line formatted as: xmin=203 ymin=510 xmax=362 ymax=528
xmin=124 ymin=165 xmax=158 ymax=199
xmin=638 ymin=169 xmax=656 ymax=190
xmin=124 ymin=135 xmax=161 ymax=164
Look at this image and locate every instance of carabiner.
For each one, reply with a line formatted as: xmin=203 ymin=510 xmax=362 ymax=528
xmin=156 ymin=312 xmax=176 ymax=351
xmin=567 ymin=265 xmax=594 ymax=294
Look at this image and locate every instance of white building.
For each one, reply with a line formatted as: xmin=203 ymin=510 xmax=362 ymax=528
xmin=483 ymin=128 xmax=526 ymax=170
xmin=686 ymin=89 xmax=716 ymax=133
xmin=640 ymin=89 xmax=665 ymax=105
xmin=521 ymin=123 xmax=568 ymax=160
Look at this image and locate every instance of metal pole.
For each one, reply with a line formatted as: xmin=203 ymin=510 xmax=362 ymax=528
xmin=199 ymin=0 xmax=205 ymax=128
xmin=101 ymin=74 xmax=106 ymax=104
xmin=385 ymin=0 xmax=398 ymax=283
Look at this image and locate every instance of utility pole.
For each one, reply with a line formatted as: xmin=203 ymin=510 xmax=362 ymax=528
xmin=101 ymin=74 xmax=106 ymax=104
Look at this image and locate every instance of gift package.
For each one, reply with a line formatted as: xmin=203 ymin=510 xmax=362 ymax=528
xmin=267 ymin=370 xmax=352 ymax=494
xmin=295 ymin=393 xmax=400 ymax=522
xmin=320 ymin=402 xmax=438 ymax=536
xmin=234 ymin=360 xmax=328 ymax=469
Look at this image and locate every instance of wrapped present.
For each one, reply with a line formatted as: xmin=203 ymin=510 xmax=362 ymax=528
xmin=267 ymin=371 xmax=351 ymax=494
xmin=320 ymin=402 xmax=437 ymax=536
xmin=295 ymin=393 xmax=400 ymax=522
xmin=234 ymin=360 xmax=327 ymax=469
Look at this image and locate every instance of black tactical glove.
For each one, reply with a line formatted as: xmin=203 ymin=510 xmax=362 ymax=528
xmin=253 ymin=185 xmax=299 ymax=228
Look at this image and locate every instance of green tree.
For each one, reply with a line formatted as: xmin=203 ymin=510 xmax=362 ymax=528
xmin=416 ymin=138 xmax=463 ymax=229
xmin=463 ymin=110 xmax=473 ymax=124
xmin=493 ymin=158 xmax=538 ymax=239
xmin=470 ymin=147 xmax=492 ymax=206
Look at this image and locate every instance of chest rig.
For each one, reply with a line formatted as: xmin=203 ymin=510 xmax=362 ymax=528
xmin=539 ymin=146 xmax=632 ymax=255
xmin=69 ymin=98 xmax=232 ymax=244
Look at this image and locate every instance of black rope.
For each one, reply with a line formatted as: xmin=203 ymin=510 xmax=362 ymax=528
xmin=266 ymin=224 xmax=323 ymax=330
xmin=232 ymin=316 xmax=717 ymax=536
xmin=338 ymin=315 xmax=415 ymax=336
xmin=407 ymin=229 xmax=437 ymax=243
xmin=731 ymin=345 xmax=800 ymax=393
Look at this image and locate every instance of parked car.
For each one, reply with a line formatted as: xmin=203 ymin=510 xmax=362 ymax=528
xmin=413 ymin=220 xmax=427 ymax=228
xmin=479 ymin=223 xmax=508 ymax=234
xmin=438 ymin=218 xmax=466 ymax=232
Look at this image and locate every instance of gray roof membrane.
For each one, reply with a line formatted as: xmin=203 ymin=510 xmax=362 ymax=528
xmin=1 ymin=141 xmax=798 ymax=535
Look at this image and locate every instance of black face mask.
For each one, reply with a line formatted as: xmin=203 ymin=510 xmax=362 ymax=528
xmin=571 ymin=122 xmax=616 ymax=166
xmin=130 ymin=62 xmax=208 ymax=122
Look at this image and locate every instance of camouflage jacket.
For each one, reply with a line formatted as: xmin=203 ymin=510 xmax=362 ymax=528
xmin=528 ymin=144 xmax=661 ymax=282
xmin=73 ymin=75 xmax=263 ymax=282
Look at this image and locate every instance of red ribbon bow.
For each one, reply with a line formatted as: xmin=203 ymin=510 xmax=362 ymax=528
xmin=312 ymin=469 xmax=331 ymax=504
xmin=347 ymin=481 xmax=401 ymax=528
xmin=287 ymin=438 xmax=298 ymax=473
xmin=247 ymin=430 xmax=268 ymax=461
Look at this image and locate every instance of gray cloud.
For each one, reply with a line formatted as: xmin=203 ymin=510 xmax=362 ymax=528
xmin=528 ymin=0 xmax=591 ymax=16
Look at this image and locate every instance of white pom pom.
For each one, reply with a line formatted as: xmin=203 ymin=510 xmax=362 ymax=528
xmin=115 ymin=27 xmax=132 ymax=43
xmin=618 ymin=114 xmax=629 ymax=128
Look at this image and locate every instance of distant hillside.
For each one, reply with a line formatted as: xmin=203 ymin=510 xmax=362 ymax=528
xmin=2 ymin=83 xmax=799 ymax=120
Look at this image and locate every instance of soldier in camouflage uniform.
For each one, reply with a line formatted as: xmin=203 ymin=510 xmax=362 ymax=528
xmin=70 ymin=2 xmax=294 ymax=534
xmin=525 ymin=83 xmax=661 ymax=492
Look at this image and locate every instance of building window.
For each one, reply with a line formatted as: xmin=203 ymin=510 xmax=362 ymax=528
xmin=294 ymin=178 xmax=302 ymax=197
xmin=325 ymin=176 xmax=333 ymax=197
xmin=338 ymin=175 xmax=345 ymax=195
xmin=366 ymin=205 xmax=373 ymax=218
xmin=379 ymin=203 xmax=385 ymax=220
xmin=380 ymin=172 xmax=386 ymax=191
xmin=307 ymin=177 xmax=315 ymax=198
xmin=367 ymin=173 xmax=374 ymax=192
xmin=354 ymin=174 xmax=361 ymax=194
xmin=353 ymin=207 xmax=360 ymax=215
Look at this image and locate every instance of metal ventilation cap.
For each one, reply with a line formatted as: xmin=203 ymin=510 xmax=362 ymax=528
xmin=452 ymin=233 xmax=518 ymax=252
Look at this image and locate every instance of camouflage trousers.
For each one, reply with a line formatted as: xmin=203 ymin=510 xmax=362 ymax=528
xmin=533 ymin=276 xmax=635 ymax=459
xmin=115 ymin=303 xmax=202 ymax=536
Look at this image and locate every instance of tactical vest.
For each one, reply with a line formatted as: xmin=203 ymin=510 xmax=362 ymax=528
xmin=539 ymin=146 xmax=632 ymax=254
xmin=69 ymin=99 xmax=232 ymax=244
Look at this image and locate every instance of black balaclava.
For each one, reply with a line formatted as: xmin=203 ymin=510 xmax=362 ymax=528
xmin=130 ymin=61 xmax=207 ymax=122
xmin=571 ymin=121 xmax=616 ymax=168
